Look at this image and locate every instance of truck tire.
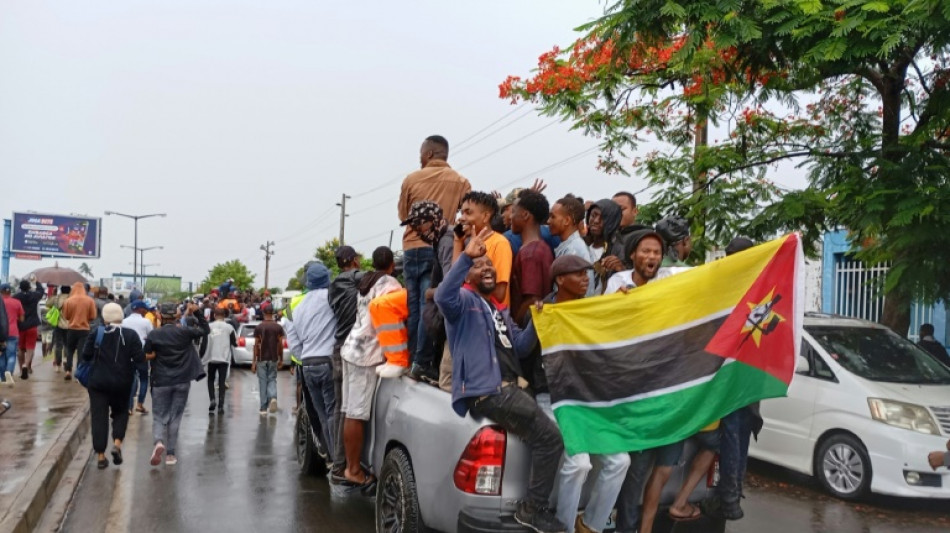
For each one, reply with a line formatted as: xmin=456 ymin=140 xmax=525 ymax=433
xmin=376 ymin=447 xmax=424 ymax=533
xmin=296 ymin=406 xmax=328 ymax=476
xmin=814 ymin=432 xmax=872 ymax=500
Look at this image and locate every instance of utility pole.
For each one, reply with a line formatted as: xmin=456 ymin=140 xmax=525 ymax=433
xmin=260 ymin=241 xmax=275 ymax=290
xmin=336 ymin=194 xmax=351 ymax=246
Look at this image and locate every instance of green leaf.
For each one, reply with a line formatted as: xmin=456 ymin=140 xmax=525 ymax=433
xmin=861 ymin=1 xmax=890 ymax=13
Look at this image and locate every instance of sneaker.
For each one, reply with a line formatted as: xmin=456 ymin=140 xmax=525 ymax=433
xmin=702 ymin=495 xmax=744 ymax=521
xmin=165 ymin=455 xmax=178 ymax=466
xmin=574 ymin=515 xmax=595 ymax=533
xmin=217 ymin=403 xmax=224 ymax=413
xmin=513 ymin=501 xmax=566 ymax=533
xmin=268 ymin=398 xmax=278 ymax=413
xmin=20 ymin=368 xmax=28 ymax=380
xmin=225 ymin=380 xmax=230 ymax=389
xmin=4 ymin=371 xmax=14 ymax=386
xmin=209 ymin=401 xmax=216 ymax=412
xmin=149 ymin=442 xmax=165 ymax=466
xmin=54 ymin=363 xmax=61 ymax=373
xmin=376 ymin=363 xmax=407 ymax=379
xmin=408 ymin=363 xmax=438 ymax=384
xmin=260 ymin=410 xmax=267 ymax=416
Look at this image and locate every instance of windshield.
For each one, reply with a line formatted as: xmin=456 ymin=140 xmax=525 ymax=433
xmin=807 ymin=326 xmax=950 ymax=384
xmin=241 ymin=325 xmax=256 ymax=337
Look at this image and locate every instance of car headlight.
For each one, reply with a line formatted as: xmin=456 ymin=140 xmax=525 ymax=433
xmin=868 ymin=398 xmax=940 ymax=435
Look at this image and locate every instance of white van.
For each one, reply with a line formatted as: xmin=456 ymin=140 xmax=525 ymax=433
xmin=750 ymin=313 xmax=950 ymax=499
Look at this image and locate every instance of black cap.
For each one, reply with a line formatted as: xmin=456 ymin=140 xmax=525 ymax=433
xmin=655 ymin=216 xmax=690 ymax=244
xmin=725 ymin=237 xmax=755 ymax=256
xmin=335 ymin=245 xmax=359 ymax=264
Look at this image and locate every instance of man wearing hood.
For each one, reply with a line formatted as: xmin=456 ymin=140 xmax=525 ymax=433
xmin=655 ymin=215 xmax=692 ymax=267
xmin=339 ymin=247 xmax=400 ymax=487
xmin=62 ymin=282 xmax=98 ymax=381
xmin=328 ymin=245 xmax=364 ymax=479
xmin=585 ymin=199 xmax=625 ymax=293
xmin=285 ymin=262 xmax=339 ymax=468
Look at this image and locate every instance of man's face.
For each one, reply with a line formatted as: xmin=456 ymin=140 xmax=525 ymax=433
xmin=465 ymin=256 xmax=497 ymax=295
xmin=587 ymin=207 xmax=603 ymax=239
xmin=556 ymin=270 xmax=589 ymax=300
xmin=502 ymin=205 xmax=513 ymax=229
xmin=613 ymin=195 xmax=638 ymax=228
xmin=460 ymin=200 xmax=492 ymax=233
xmin=632 ymin=237 xmax=663 ymax=282
xmin=674 ymin=235 xmax=693 ymax=261
xmin=510 ymin=201 xmax=527 ymax=235
xmin=547 ymin=202 xmax=573 ymax=237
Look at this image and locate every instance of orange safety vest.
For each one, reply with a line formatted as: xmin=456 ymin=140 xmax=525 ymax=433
xmin=368 ymin=288 xmax=410 ymax=368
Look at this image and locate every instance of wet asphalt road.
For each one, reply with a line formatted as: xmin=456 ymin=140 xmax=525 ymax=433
xmin=59 ymin=366 xmax=949 ymax=533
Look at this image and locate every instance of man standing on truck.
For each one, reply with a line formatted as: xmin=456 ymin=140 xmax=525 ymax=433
xmin=435 ymin=227 xmax=566 ymax=533
xmin=329 ymin=245 xmax=364 ymax=481
xmin=285 ymin=262 xmax=339 ymax=467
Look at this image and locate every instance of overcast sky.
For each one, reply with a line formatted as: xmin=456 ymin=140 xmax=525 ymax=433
xmin=0 ymin=1 xmax=801 ymax=290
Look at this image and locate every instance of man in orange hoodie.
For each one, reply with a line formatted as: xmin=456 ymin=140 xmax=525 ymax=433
xmin=61 ymin=282 xmax=97 ymax=381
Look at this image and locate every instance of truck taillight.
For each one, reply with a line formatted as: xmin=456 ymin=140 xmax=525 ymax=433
xmin=238 ymin=337 xmax=246 ymax=347
xmin=454 ymin=426 xmax=506 ymax=495
xmin=707 ymin=454 xmax=720 ymax=487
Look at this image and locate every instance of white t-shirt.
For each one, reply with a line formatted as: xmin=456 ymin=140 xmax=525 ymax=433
xmin=246 ymin=307 xmax=256 ymax=321
xmin=605 ymin=270 xmax=635 ymax=295
xmin=121 ymin=313 xmax=154 ymax=344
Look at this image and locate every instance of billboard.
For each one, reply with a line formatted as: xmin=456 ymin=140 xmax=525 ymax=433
xmin=10 ymin=212 xmax=101 ymax=259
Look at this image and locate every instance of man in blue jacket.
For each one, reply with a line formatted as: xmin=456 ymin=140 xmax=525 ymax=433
xmin=435 ymin=227 xmax=565 ymax=533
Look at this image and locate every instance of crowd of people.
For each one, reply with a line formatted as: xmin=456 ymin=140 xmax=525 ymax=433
xmin=4 ymin=133 xmax=950 ymax=533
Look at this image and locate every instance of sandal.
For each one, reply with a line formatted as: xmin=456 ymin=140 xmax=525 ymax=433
xmin=111 ymin=448 xmax=123 ymax=465
xmin=97 ymin=457 xmax=109 ymax=469
xmin=136 ymin=405 xmax=149 ymax=414
xmin=669 ymin=503 xmax=702 ymax=521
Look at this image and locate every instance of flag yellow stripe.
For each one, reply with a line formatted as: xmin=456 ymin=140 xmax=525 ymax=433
xmin=532 ymin=235 xmax=790 ymax=348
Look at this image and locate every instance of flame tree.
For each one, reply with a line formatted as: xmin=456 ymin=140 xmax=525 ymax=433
xmin=501 ymin=0 xmax=950 ymax=334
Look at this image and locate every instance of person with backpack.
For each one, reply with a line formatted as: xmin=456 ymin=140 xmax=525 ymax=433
xmin=47 ymin=285 xmax=71 ymax=372
xmin=80 ymin=303 xmax=145 ymax=469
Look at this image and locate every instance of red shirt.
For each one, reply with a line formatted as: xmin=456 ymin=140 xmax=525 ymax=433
xmin=510 ymin=240 xmax=554 ymax=322
xmin=3 ymin=295 xmax=25 ymax=338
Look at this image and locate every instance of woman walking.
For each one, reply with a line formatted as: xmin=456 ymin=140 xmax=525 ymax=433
xmin=81 ymin=303 xmax=145 ymax=469
xmin=144 ymin=302 xmax=209 ymax=466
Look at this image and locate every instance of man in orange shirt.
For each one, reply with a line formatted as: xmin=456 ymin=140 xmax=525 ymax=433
xmin=399 ymin=135 xmax=471 ymax=382
xmin=453 ymin=191 xmax=513 ymax=307
xmin=61 ymin=282 xmax=97 ymax=381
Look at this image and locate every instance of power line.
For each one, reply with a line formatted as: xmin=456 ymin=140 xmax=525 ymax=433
xmin=489 ymin=146 xmax=601 ymax=192
xmin=452 ymin=106 xmax=534 ymax=157
xmin=453 ymin=103 xmax=527 ymax=148
xmin=456 ymin=121 xmax=559 ymax=170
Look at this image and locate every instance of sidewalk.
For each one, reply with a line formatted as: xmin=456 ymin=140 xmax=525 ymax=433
xmin=0 ymin=355 xmax=90 ymax=533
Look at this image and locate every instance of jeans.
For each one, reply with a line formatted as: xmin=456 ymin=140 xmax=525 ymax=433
xmin=152 ymin=382 xmax=191 ymax=455
xmin=52 ymin=328 xmax=67 ymax=366
xmin=207 ymin=362 xmax=228 ymax=405
xmin=614 ymin=450 xmax=656 ymax=533
xmin=90 ymin=385 xmax=131 ymax=453
xmin=2 ymin=338 xmax=17 ymax=378
xmin=302 ymin=361 xmax=337 ymax=465
xmin=718 ymin=406 xmax=753 ymax=502
xmin=257 ymin=360 xmax=278 ymax=410
xmin=469 ymin=385 xmax=563 ymax=506
xmin=65 ymin=329 xmax=90 ymax=373
xmin=403 ymin=246 xmax=434 ymax=368
xmin=128 ymin=363 xmax=149 ymax=409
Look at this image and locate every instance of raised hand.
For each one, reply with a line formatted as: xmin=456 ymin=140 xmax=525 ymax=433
xmin=464 ymin=227 xmax=493 ymax=259
xmin=529 ymin=178 xmax=547 ymax=193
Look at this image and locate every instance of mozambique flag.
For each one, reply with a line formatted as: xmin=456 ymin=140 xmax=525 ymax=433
xmin=532 ymin=234 xmax=803 ymax=455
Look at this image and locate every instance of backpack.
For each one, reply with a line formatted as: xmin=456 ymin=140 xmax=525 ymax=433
xmin=45 ymin=306 xmax=61 ymax=328
xmin=75 ymin=326 xmax=105 ymax=387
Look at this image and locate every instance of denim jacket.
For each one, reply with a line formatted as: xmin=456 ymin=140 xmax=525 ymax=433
xmin=435 ymin=253 xmax=538 ymax=417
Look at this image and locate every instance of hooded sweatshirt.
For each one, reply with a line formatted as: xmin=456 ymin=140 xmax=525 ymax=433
xmin=586 ymin=200 xmax=623 ymax=292
xmin=340 ymin=273 xmax=401 ymax=367
xmin=329 ymin=269 xmax=364 ymax=348
xmin=62 ymin=282 xmax=97 ymax=331
xmin=285 ymin=264 xmax=337 ymax=360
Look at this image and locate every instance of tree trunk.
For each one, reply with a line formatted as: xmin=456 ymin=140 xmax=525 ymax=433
xmin=880 ymin=292 xmax=911 ymax=336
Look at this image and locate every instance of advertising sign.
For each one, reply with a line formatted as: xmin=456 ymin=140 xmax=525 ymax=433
xmin=10 ymin=212 xmax=101 ymax=258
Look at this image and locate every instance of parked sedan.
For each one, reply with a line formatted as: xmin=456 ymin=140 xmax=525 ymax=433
xmin=750 ymin=313 xmax=950 ymax=500
xmin=231 ymin=321 xmax=292 ymax=366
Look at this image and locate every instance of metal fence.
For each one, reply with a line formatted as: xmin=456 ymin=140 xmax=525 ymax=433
xmin=833 ymin=256 xmax=934 ymax=336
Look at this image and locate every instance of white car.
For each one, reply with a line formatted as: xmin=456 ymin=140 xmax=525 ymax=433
xmin=750 ymin=313 xmax=950 ymax=500
xmin=231 ymin=321 xmax=292 ymax=367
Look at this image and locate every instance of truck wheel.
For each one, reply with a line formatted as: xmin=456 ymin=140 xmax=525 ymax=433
xmin=376 ymin=447 xmax=423 ymax=533
xmin=814 ymin=433 xmax=872 ymax=500
xmin=296 ymin=407 xmax=328 ymax=476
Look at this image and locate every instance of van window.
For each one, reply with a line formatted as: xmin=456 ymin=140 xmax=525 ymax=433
xmin=801 ymin=341 xmax=836 ymax=381
xmin=806 ymin=326 xmax=950 ymax=385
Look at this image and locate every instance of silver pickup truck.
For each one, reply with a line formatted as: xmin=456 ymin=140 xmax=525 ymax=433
xmin=297 ymin=377 xmax=725 ymax=533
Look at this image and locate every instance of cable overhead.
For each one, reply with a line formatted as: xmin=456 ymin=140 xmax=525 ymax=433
xmin=453 ymin=103 xmax=527 ymax=148
xmin=456 ymin=121 xmax=558 ymax=170
xmin=451 ymin=106 xmax=535 ymax=157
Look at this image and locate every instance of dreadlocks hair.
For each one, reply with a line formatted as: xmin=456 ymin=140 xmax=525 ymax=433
xmin=461 ymin=191 xmax=498 ymax=217
xmin=556 ymin=194 xmax=586 ymax=225
xmin=516 ymin=189 xmax=550 ymax=224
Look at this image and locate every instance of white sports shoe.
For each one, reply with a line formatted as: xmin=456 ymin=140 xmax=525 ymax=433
xmin=4 ymin=371 xmax=14 ymax=386
xmin=376 ymin=363 xmax=407 ymax=379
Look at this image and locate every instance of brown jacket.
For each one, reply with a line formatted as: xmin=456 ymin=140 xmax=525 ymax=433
xmin=62 ymin=282 xmax=97 ymax=331
xmin=399 ymin=160 xmax=471 ymax=250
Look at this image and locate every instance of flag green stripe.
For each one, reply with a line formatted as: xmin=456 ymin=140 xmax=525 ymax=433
xmin=553 ymin=362 xmax=787 ymax=455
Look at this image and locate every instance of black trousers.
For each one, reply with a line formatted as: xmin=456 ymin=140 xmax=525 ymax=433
xmin=52 ymin=328 xmax=67 ymax=365
xmin=469 ymin=385 xmax=563 ymax=506
xmin=89 ymin=385 xmax=132 ymax=453
xmin=64 ymin=329 xmax=90 ymax=372
xmin=207 ymin=362 xmax=228 ymax=403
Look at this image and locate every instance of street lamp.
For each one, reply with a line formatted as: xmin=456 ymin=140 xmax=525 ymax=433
xmin=120 ymin=245 xmax=163 ymax=283
xmin=106 ymin=211 xmax=166 ymax=287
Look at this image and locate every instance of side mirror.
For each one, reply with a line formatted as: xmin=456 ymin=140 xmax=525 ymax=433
xmin=795 ymin=355 xmax=810 ymax=374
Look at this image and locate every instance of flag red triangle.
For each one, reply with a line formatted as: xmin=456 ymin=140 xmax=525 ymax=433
xmin=705 ymin=236 xmax=798 ymax=385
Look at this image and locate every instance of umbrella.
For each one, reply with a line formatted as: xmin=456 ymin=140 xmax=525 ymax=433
xmin=26 ymin=265 xmax=86 ymax=287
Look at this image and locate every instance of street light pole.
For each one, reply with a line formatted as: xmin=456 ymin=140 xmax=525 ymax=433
xmin=120 ymin=245 xmax=163 ymax=287
xmin=106 ymin=212 xmax=166 ymax=288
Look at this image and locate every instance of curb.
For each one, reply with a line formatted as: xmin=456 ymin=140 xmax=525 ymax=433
xmin=0 ymin=402 xmax=90 ymax=533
